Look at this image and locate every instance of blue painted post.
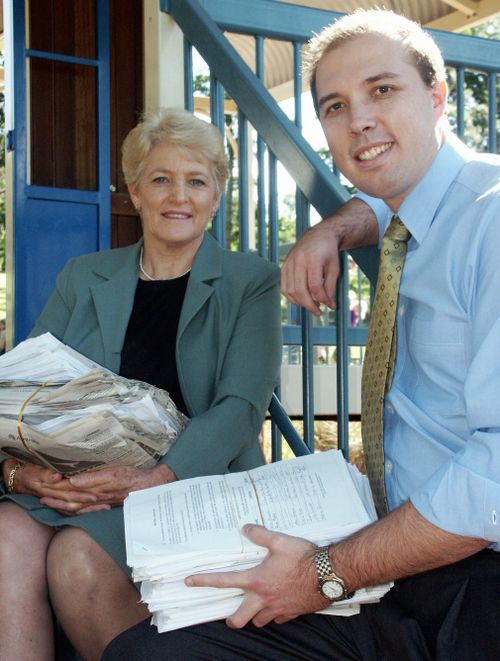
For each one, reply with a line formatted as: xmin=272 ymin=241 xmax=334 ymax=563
xmin=184 ymin=38 xmax=194 ymax=112
xmin=237 ymin=110 xmax=250 ymax=253
xmin=456 ymin=67 xmax=465 ymax=140
xmin=488 ymin=73 xmax=497 ymax=154
xmin=336 ymin=252 xmax=350 ymax=459
xmin=268 ymin=148 xmax=282 ymax=462
xmin=255 ymin=35 xmax=267 ymax=258
xmin=210 ymin=73 xmax=226 ymax=245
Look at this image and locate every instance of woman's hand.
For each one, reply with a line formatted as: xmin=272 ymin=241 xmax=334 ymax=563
xmin=43 ymin=463 xmax=178 ymax=513
xmin=2 ymin=458 xmax=103 ymax=515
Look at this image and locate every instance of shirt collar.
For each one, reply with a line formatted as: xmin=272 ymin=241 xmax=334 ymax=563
xmin=398 ymin=134 xmax=471 ymax=245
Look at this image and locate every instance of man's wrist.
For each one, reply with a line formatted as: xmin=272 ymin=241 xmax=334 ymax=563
xmin=314 ymin=544 xmax=354 ymax=602
xmin=323 ymin=198 xmax=379 ymax=252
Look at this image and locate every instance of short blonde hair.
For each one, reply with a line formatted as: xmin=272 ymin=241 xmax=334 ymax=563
xmin=122 ymin=108 xmax=229 ymax=192
xmin=306 ymin=9 xmax=447 ymax=116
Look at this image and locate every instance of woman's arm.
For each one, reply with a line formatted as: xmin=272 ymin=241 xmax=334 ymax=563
xmin=163 ymin=263 xmax=282 ymax=480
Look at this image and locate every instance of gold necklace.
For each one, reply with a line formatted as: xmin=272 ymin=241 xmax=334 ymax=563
xmin=139 ymin=248 xmax=191 ymax=281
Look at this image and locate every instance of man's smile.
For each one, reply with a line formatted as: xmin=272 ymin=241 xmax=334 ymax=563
xmin=356 ymin=141 xmax=393 ymax=161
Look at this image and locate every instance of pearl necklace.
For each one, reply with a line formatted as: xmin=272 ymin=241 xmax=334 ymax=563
xmin=139 ymin=248 xmax=191 ymax=281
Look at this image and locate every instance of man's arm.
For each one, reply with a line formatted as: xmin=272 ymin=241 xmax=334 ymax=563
xmin=187 ymin=501 xmax=488 ymax=629
xmin=328 ymin=501 xmax=488 ymax=594
xmin=281 ymin=197 xmax=379 ymax=316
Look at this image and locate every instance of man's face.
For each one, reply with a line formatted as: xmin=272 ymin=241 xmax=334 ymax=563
xmin=315 ymin=34 xmax=447 ymax=211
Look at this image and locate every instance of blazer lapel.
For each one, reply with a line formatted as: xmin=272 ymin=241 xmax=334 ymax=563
xmin=177 ymin=233 xmax=223 ymax=338
xmin=90 ymin=241 xmax=142 ymax=372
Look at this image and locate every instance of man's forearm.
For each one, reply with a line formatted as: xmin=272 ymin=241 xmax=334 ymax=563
xmin=330 ymin=500 xmax=489 ymax=592
xmin=320 ymin=197 xmax=379 ymax=252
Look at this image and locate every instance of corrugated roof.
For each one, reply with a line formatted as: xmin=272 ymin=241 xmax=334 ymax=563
xmin=224 ymin=1 xmax=500 ymax=97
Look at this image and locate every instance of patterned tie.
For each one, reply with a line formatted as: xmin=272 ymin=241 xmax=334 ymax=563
xmin=361 ymin=215 xmax=411 ymax=517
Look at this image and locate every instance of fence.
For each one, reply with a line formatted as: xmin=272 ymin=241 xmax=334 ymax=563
xmin=162 ymin=0 xmax=500 ymax=460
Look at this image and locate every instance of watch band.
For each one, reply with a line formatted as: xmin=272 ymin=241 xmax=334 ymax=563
xmin=314 ymin=545 xmax=353 ymax=602
xmin=315 ymin=545 xmax=334 ymax=579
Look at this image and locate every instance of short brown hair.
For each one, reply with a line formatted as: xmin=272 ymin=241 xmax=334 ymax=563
xmin=122 ymin=108 xmax=229 ymax=192
xmin=306 ymin=9 xmax=447 ymax=116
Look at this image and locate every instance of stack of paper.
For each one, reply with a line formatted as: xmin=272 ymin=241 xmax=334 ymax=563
xmin=0 ymin=332 xmax=103 ymax=383
xmin=0 ymin=333 xmax=187 ymax=474
xmin=124 ymin=450 xmax=392 ymax=631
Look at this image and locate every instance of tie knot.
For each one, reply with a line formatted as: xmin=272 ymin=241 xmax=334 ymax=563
xmin=385 ymin=215 xmax=411 ymax=243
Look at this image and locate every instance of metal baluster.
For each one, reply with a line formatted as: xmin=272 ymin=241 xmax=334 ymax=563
xmin=336 ymin=251 xmax=350 ymax=460
xmin=255 ymin=35 xmax=267 ymax=258
xmin=456 ymin=67 xmax=465 ymax=140
xmin=210 ymin=73 xmax=226 ymax=245
xmin=238 ymin=110 xmax=250 ymax=253
xmin=184 ymin=38 xmax=194 ymax=112
xmin=488 ymin=72 xmax=497 ymax=153
xmin=268 ymin=149 xmax=282 ymax=461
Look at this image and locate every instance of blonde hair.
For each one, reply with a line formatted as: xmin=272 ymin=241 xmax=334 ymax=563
xmin=306 ymin=9 xmax=447 ymax=116
xmin=122 ymin=108 xmax=229 ymax=192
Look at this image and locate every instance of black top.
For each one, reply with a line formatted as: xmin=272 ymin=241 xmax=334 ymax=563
xmin=119 ymin=274 xmax=190 ymax=415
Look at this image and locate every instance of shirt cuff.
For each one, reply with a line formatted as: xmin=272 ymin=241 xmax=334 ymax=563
xmin=355 ymin=192 xmax=391 ymax=247
xmin=410 ymin=451 xmax=500 ymax=546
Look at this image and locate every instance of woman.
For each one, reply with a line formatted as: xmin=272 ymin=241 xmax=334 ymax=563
xmin=0 ymin=109 xmax=282 ymax=660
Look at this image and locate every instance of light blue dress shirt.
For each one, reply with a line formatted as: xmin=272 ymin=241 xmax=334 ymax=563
xmin=359 ymin=135 xmax=500 ymax=549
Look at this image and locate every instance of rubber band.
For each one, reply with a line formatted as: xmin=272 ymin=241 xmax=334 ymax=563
xmin=16 ymin=382 xmax=57 ymax=471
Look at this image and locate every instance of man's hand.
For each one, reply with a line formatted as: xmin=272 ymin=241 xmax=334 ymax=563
xmin=281 ymin=198 xmax=379 ymax=316
xmin=281 ymin=221 xmax=342 ymax=317
xmin=186 ymin=524 xmax=329 ymax=628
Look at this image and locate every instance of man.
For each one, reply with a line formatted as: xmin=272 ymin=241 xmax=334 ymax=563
xmin=103 ymin=10 xmax=500 ymax=659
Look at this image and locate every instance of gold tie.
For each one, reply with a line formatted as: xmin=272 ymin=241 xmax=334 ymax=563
xmin=361 ymin=215 xmax=411 ymax=517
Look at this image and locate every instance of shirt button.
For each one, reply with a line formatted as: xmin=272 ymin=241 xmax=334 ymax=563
xmin=492 ymin=511 xmax=498 ymax=525
xmin=385 ymin=460 xmax=393 ymax=471
xmin=398 ymin=305 xmax=405 ymax=316
xmin=386 ymin=404 xmax=394 ymax=414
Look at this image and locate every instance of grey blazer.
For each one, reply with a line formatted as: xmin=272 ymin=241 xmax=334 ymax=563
xmin=31 ymin=233 xmax=282 ymax=478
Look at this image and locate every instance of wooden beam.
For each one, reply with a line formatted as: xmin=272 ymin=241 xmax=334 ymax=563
xmin=439 ymin=0 xmax=478 ymax=16
xmin=427 ymin=0 xmax=500 ymax=31
xmin=143 ymin=0 xmax=184 ymax=111
xmin=193 ymin=95 xmax=237 ymax=116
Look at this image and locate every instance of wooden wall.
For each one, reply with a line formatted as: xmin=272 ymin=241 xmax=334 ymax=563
xmin=109 ymin=0 xmax=143 ymax=248
xmin=28 ymin=0 xmax=144 ymax=247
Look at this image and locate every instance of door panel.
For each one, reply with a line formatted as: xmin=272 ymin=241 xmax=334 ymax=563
xmin=11 ymin=0 xmax=110 ymax=343
xmin=17 ymin=197 xmax=99 ymax=329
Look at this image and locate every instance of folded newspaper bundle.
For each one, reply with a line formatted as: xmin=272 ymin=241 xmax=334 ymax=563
xmin=0 ymin=333 xmax=188 ymax=474
xmin=124 ymin=450 xmax=392 ymax=631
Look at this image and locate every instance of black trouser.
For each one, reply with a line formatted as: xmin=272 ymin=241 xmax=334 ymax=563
xmin=102 ymin=551 xmax=500 ymax=661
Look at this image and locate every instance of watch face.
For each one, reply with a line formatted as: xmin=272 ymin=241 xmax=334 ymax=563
xmin=321 ymin=580 xmax=344 ymax=600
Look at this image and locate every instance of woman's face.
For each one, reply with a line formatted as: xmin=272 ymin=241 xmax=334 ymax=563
xmin=128 ymin=141 xmax=220 ymax=252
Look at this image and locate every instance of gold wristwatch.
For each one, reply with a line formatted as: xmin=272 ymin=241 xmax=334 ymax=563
xmin=314 ymin=545 xmax=354 ymax=602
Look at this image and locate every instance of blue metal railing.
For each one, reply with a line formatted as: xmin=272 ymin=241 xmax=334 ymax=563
xmin=161 ymin=0 xmax=499 ymax=459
